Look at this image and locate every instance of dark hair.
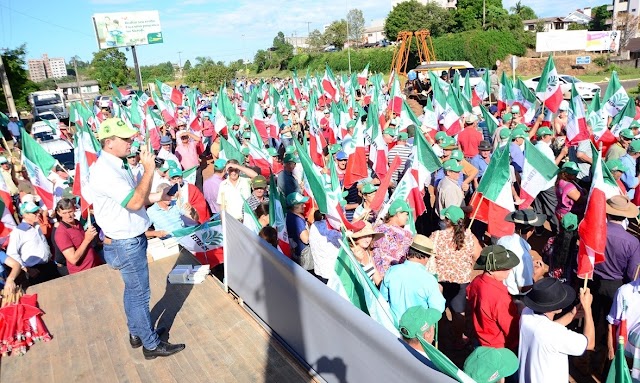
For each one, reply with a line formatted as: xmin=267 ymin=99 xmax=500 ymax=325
xmin=514 ymin=223 xmax=535 ymax=235
xmin=446 ymin=218 xmax=466 ymax=251
xmin=259 ymin=226 xmax=278 ymax=248
xmin=313 ymin=210 xmax=324 ymax=222
xmin=407 ymin=247 xmax=429 ymax=260
xmin=254 ymin=203 xmax=269 ymax=220
xmin=55 ymin=198 xmax=77 ymax=220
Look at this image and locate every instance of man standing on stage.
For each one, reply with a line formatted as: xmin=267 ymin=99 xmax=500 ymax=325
xmin=90 ymin=118 xmax=185 ymax=359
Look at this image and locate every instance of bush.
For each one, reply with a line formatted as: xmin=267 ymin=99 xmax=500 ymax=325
xmin=593 ymin=55 xmax=609 ymax=68
xmin=286 ymin=30 xmax=525 ymax=73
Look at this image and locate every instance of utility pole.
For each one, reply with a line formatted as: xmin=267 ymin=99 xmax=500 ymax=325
xmin=72 ymin=58 xmax=85 ymax=106
xmin=130 ymin=45 xmax=143 ymax=92
xmin=0 ymin=52 xmax=17 ymax=117
xmin=177 ymin=51 xmax=183 ymax=69
xmin=304 ymin=21 xmax=312 ymax=49
xmin=483 ymin=0 xmax=486 ymax=29
xmin=346 ymin=0 xmax=351 ymax=73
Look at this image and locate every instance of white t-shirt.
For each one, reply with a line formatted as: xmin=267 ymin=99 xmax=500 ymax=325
xmin=217 ymin=177 xmax=251 ymax=220
xmin=518 ymin=308 xmax=588 ymax=383
xmin=89 ymin=151 xmax=151 ymax=239
xmin=497 ymin=234 xmax=534 ymax=295
xmin=308 ymin=220 xmax=341 ymax=279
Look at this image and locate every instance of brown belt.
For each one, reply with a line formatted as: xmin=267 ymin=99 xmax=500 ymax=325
xmin=103 ymin=236 xmax=112 ymax=245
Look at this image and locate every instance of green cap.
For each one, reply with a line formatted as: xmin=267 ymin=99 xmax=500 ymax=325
xmin=285 ymin=146 xmax=296 ymax=154
xmin=328 ymin=143 xmax=342 ymax=155
xmin=283 ymin=153 xmax=299 ymax=163
xmin=515 ymin=123 xmax=529 ymax=132
xmin=435 ymin=131 xmax=448 ymax=142
xmin=397 ymin=132 xmax=409 ymax=141
xmin=620 ymin=128 xmax=635 ymax=139
xmin=440 ymin=205 xmax=464 ymax=223
xmin=97 ymin=117 xmax=138 ymax=140
xmin=252 ymin=175 xmax=267 ymax=188
xmin=389 ymin=200 xmax=411 ymax=215
xmin=232 ymin=117 xmax=240 ymax=126
xmin=502 ymin=112 xmax=512 ymax=122
xmin=243 ymin=131 xmax=251 ymax=139
xmin=19 ymin=201 xmax=40 ymax=215
xmin=214 ymin=158 xmax=228 ymax=170
xmin=383 ymin=128 xmax=397 ymax=137
xmin=166 ymin=160 xmax=179 ymax=169
xmin=561 ymin=212 xmax=578 ymax=231
xmin=510 ymin=105 xmax=520 ymax=114
xmin=536 ymin=127 xmax=553 ymax=138
xmin=629 ymin=139 xmax=640 ymax=153
xmin=398 ymin=306 xmax=442 ymax=339
xmin=346 ymin=120 xmax=357 ymax=129
xmin=241 ymin=147 xmax=250 ymax=156
xmin=464 ymin=347 xmax=519 ymax=383
xmin=443 ymin=159 xmax=463 ymax=172
xmin=560 ymin=161 xmax=580 ymax=175
xmin=606 ymin=159 xmax=628 ymax=173
xmin=450 ymin=149 xmax=463 ymax=161
xmin=361 ymin=183 xmax=378 ymax=195
xmin=473 ymin=245 xmax=520 ymax=271
xmin=286 ymin=192 xmax=309 ymax=207
xmin=267 ymin=147 xmax=279 ymax=157
xmin=441 ymin=136 xmax=458 ymax=150
xmin=511 ymin=128 xmax=528 ymax=139
xmin=499 ymin=128 xmax=512 ymax=140
xmin=168 ymin=168 xmax=183 ymax=178
xmin=158 ymin=161 xmax=170 ymax=172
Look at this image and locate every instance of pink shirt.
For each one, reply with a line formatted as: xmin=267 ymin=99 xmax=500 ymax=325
xmin=175 ymin=141 xmax=200 ymax=169
xmin=555 ymin=179 xmax=581 ymax=219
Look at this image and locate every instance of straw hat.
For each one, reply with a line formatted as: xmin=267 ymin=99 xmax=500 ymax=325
xmin=606 ymin=195 xmax=639 ymax=218
xmin=348 ymin=222 xmax=384 ymax=241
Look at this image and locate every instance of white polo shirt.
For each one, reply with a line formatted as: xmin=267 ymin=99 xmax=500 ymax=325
xmin=518 ymin=308 xmax=588 ymax=383
xmin=7 ymin=222 xmax=51 ymax=267
xmin=216 ymin=177 xmax=251 ymax=220
xmin=89 ymin=151 xmax=151 ymax=239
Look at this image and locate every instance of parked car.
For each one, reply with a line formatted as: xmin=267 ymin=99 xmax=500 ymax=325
xmin=522 ymin=74 xmax=600 ymax=100
xmin=96 ymin=95 xmax=112 ymax=109
xmin=323 ymin=45 xmax=337 ymax=52
xmin=30 ymin=121 xmax=75 ymax=170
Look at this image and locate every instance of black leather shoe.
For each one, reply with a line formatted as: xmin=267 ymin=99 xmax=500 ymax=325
xmin=143 ymin=340 xmax=185 ymax=360
xmin=129 ymin=327 xmax=166 ymax=349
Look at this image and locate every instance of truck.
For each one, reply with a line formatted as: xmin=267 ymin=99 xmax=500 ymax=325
xmin=29 ymin=90 xmax=69 ymax=121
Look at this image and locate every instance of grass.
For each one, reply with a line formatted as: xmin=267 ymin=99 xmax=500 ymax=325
xmin=576 ymin=73 xmax=640 ymax=83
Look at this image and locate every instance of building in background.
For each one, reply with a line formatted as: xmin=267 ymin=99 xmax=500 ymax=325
xmin=56 ymin=80 xmax=100 ymax=102
xmin=610 ymin=0 xmax=640 ymax=38
xmin=364 ymin=20 xmax=386 ymax=45
xmin=391 ymin=0 xmax=456 ymax=9
xmin=27 ymin=54 xmax=68 ymax=82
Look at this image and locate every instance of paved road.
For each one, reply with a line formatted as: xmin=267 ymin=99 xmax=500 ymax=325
xmin=595 ymin=79 xmax=640 ymax=92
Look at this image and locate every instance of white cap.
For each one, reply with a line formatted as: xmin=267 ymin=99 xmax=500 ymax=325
xmin=559 ymin=100 xmax=569 ymax=111
xmin=472 ymin=106 xmax=482 ymax=116
xmin=0 ymin=156 xmax=7 ymax=164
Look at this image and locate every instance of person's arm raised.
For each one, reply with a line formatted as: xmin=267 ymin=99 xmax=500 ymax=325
xmin=125 ymin=147 xmax=169 ymax=210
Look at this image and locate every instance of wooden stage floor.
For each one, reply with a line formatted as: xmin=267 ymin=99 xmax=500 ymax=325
xmin=0 ymin=251 xmax=311 ymax=383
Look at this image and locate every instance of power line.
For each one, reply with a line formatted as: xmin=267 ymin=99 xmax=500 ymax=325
xmin=0 ymin=3 xmax=94 ymax=39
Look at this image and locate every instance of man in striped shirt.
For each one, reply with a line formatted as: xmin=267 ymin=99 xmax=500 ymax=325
xmin=387 ymin=132 xmax=412 ymax=185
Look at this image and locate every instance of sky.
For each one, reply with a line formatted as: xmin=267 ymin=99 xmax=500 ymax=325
xmin=0 ymin=0 xmax=610 ymax=68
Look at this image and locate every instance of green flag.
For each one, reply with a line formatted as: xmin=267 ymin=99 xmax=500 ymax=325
xmin=606 ymin=336 xmax=633 ymax=383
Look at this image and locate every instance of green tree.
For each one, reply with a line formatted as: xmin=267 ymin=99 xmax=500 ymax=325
xmin=253 ymin=49 xmax=270 ymax=73
xmin=347 ymin=9 xmax=366 ymax=46
xmin=568 ymin=23 xmax=588 ymax=30
xmin=140 ymin=61 xmax=174 ymax=83
xmin=0 ymin=45 xmax=40 ymax=112
xmin=36 ymin=78 xmax=58 ymax=90
xmin=509 ymin=0 xmax=537 ymax=21
xmin=589 ymin=4 xmax=612 ymax=31
xmin=184 ymin=62 xmax=235 ymax=91
xmin=452 ymin=0 xmax=504 ymax=32
xmin=271 ymin=31 xmax=294 ymax=69
xmin=182 ymin=59 xmax=192 ymax=72
xmin=324 ymin=20 xmax=348 ymax=49
xmin=307 ymin=29 xmax=325 ymax=52
xmin=88 ymin=48 xmax=131 ymax=89
xmin=384 ymin=0 xmax=454 ymax=41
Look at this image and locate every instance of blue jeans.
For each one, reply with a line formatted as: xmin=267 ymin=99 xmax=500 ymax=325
xmin=103 ymin=234 xmax=159 ymax=349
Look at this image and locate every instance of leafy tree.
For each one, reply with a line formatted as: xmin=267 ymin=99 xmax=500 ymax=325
xmin=182 ymin=59 xmax=192 ymax=72
xmin=589 ymin=5 xmax=612 ymax=31
xmin=0 ymin=45 xmax=40 ymax=112
xmin=253 ymin=49 xmax=270 ymax=73
xmin=36 ymin=78 xmax=58 ymax=90
xmin=324 ymin=20 xmax=348 ymax=49
xmin=307 ymin=29 xmax=325 ymax=52
xmin=485 ymin=5 xmax=510 ymax=30
xmin=568 ymin=23 xmax=588 ymax=30
xmin=347 ymin=9 xmax=366 ymax=45
xmin=384 ymin=0 xmax=454 ymax=40
xmin=271 ymin=31 xmax=294 ymax=69
xmin=184 ymin=61 xmax=235 ymax=91
xmin=509 ymin=1 xmax=537 ymax=21
xmin=140 ymin=61 xmax=174 ymax=83
xmin=452 ymin=0 xmax=504 ymax=32
xmin=88 ymin=48 xmax=131 ymax=90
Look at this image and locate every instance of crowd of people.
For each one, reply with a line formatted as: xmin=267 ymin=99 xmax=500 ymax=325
xmin=0 ymin=68 xmax=639 ymax=381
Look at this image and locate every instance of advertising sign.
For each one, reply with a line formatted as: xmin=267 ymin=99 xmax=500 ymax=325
xmin=92 ymin=11 xmax=163 ymax=49
xmin=576 ymin=56 xmax=591 ymax=65
xmin=586 ymin=31 xmax=620 ymax=52
xmin=536 ymin=30 xmax=587 ymax=53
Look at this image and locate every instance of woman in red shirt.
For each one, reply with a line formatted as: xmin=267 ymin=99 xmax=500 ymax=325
xmin=53 ymin=198 xmax=104 ymax=274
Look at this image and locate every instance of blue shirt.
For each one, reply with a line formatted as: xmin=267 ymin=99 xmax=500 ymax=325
xmin=432 ymin=168 xmax=464 ymax=188
xmin=380 ymin=260 xmax=446 ymax=320
xmin=147 ymin=202 xmax=185 ymax=234
xmin=469 ymin=154 xmax=490 ymax=179
xmin=595 ymin=222 xmax=640 ymax=281
xmin=286 ymin=212 xmax=308 ymax=257
xmin=619 ymin=154 xmax=638 ymax=199
xmin=510 ymin=142 xmax=525 ymax=173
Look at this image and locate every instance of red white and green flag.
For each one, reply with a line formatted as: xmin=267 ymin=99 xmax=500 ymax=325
xmin=442 ymin=85 xmax=463 ymax=136
xmin=308 ymin=94 xmax=327 ymax=168
xmin=422 ymin=97 xmax=438 ymax=131
xmin=513 ymin=79 xmax=538 ymax=123
xmin=388 ymin=74 xmax=403 ymax=115
xmin=519 ymin=140 xmax=559 ymax=209
xmin=413 ymin=129 xmax=442 ymax=190
xmin=535 ymin=56 xmax=564 ymax=113
xmin=73 ymin=123 xmax=101 ymax=215
xmin=20 ymin=128 xmax=56 ymax=209
xmin=247 ymin=142 xmax=272 ymax=177
xmin=418 ymin=338 xmax=476 ymax=383
xmin=566 ymin=83 xmax=591 ymax=145
xmin=497 ymin=72 xmax=515 ymax=112
xmin=366 ymin=95 xmax=389 ymax=180
xmin=377 ymin=165 xmax=426 ymax=235
xmin=357 ymin=64 xmax=369 ymax=86
xmin=588 ymin=92 xmax=618 ymax=153
xmin=577 ymin=149 xmax=607 ymax=279
xmin=242 ymin=200 xmax=262 ymax=235
xmin=343 ymin=119 xmax=369 ymax=189
xmin=268 ymin=175 xmax=292 ymax=257
xmin=156 ymin=80 xmax=183 ymax=106
xmin=472 ymin=70 xmax=490 ymax=106
xmin=322 ymin=64 xmax=340 ymax=103
xmin=610 ymin=98 xmax=636 ymax=138
xmin=602 ymin=71 xmax=629 ymax=118
xmin=469 ymin=146 xmax=515 ymax=238
xmin=172 ymin=220 xmax=224 ymax=267
xmin=480 ymin=104 xmax=499 ymax=136
xmin=151 ymin=91 xmax=177 ymax=127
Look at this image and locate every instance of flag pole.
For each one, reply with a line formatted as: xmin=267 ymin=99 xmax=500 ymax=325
xmin=1 ymin=137 xmax=14 ymax=158
xmin=467 ymin=193 xmax=484 ymax=228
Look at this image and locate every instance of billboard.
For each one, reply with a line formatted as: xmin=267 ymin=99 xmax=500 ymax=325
xmin=586 ymin=31 xmax=620 ymax=52
xmin=536 ymin=30 xmax=620 ymax=53
xmin=92 ymin=11 xmax=163 ymax=49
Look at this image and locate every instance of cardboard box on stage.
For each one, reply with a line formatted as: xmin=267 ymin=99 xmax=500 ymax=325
xmin=168 ymin=264 xmax=210 ymax=284
xmin=147 ymin=237 xmax=180 ymax=262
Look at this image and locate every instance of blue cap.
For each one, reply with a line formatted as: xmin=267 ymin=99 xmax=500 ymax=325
xmin=336 ymin=151 xmax=348 ymax=160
